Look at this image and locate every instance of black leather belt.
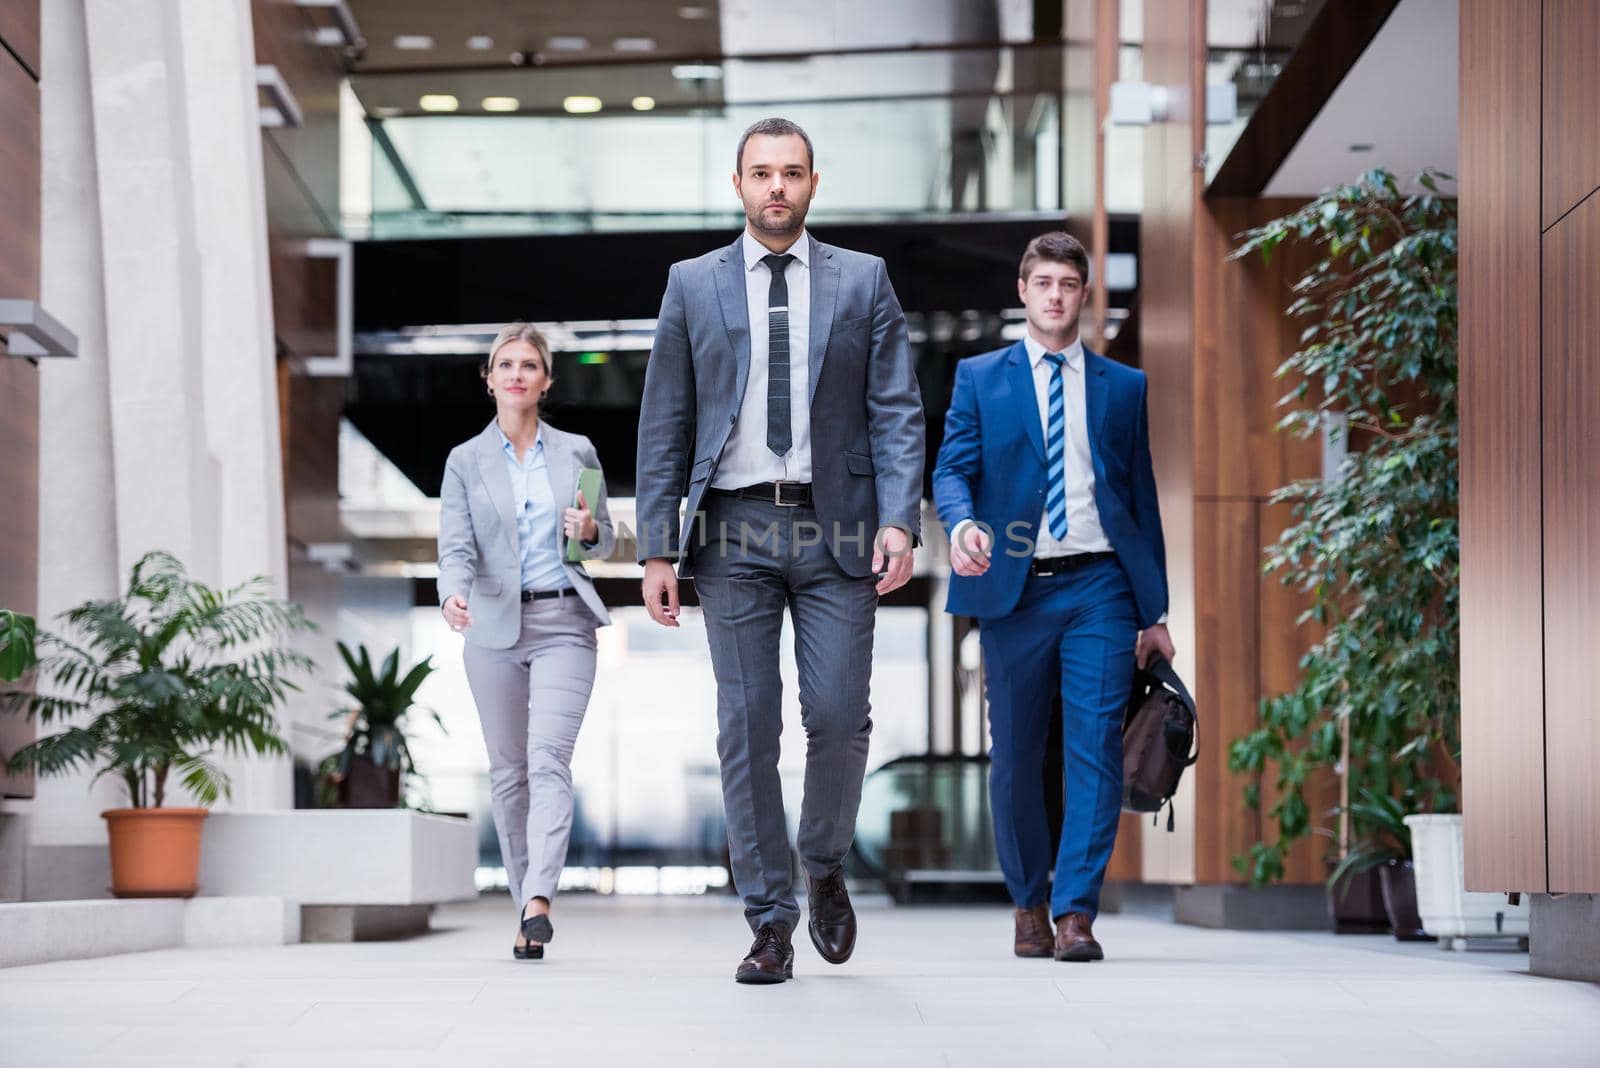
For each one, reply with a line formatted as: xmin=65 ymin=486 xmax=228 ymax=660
xmin=710 ymin=481 xmax=813 ymax=507
xmin=1030 ymin=551 xmax=1117 ymax=577
xmin=521 ymin=588 xmax=576 ymax=602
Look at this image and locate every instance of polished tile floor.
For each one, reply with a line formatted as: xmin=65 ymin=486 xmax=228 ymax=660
xmin=3 ymin=893 xmax=1596 ymax=1067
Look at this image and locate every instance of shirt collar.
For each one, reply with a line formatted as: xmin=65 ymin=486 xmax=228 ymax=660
xmin=743 ymin=228 xmax=810 ymax=272
xmin=495 ymin=421 xmax=543 ymax=459
xmin=1023 ymin=330 xmax=1084 ymax=372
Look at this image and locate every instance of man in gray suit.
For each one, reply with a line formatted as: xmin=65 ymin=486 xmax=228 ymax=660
xmin=637 ymin=118 xmax=924 ymax=984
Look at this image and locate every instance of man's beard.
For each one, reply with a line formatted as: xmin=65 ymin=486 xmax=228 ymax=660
xmin=747 ymin=197 xmax=808 ymax=236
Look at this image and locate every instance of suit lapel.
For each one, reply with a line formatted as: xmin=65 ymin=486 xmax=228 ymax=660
xmin=713 ymin=235 xmax=752 ymax=409
xmin=474 ymin=422 xmax=520 ymax=556
xmin=1003 ymin=341 xmax=1046 ymax=464
xmin=543 ymin=428 xmax=576 ymax=560
xmin=1083 ymin=349 xmax=1111 ymax=445
xmin=807 ymin=234 xmax=839 ymax=409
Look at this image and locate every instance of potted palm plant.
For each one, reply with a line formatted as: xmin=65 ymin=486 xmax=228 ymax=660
xmin=1 ymin=551 xmax=312 ymax=897
xmin=0 ymin=609 xmax=37 ymax=682
xmin=324 ymin=642 xmax=439 ymax=809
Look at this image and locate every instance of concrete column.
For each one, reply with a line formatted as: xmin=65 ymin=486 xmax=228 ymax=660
xmin=29 ymin=0 xmax=292 ymax=854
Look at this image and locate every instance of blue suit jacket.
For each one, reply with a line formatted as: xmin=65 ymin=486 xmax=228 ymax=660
xmin=931 ymin=341 xmax=1168 ymax=627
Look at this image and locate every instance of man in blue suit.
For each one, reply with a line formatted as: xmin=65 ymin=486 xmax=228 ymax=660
xmin=932 ymin=232 xmax=1172 ymax=962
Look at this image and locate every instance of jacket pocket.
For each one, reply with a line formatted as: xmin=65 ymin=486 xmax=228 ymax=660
xmin=845 ymin=452 xmax=875 ymax=476
xmin=690 ymin=456 xmax=715 ymax=483
xmin=474 ymin=576 xmax=503 ymax=597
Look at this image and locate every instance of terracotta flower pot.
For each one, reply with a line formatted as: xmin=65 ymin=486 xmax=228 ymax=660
xmin=102 ymin=807 xmax=209 ymax=898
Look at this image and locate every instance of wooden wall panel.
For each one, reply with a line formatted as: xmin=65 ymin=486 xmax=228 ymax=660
xmin=1541 ymin=0 xmax=1600 ymax=229
xmin=0 ymin=36 xmax=38 ymax=798
xmin=0 ymin=0 xmax=41 ymax=78
xmin=1135 ymin=0 xmax=1202 ymax=884
xmin=1192 ymin=500 xmax=1263 ymax=882
xmin=0 ymin=51 xmax=38 ymax=307
xmin=1541 ymin=192 xmax=1600 ymax=893
xmin=1459 ymin=0 xmax=1546 ymax=893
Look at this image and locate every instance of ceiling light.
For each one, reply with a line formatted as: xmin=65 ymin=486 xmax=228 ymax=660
xmin=372 ymin=105 xmax=403 ymax=118
xmin=466 ymin=35 xmax=494 ymax=51
xmin=419 ymin=94 xmax=459 ymax=113
xmin=671 ymin=63 xmax=723 ymax=81
xmin=393 ymin=35 xmax=434 ymax=50
xmin=563 ymin=96 xmax=602 ymax=114
xmin=548 ymin=35 xmax=589 ymax=51
xmin=482 ymin=97 xmax=519 ymax=113
xmin=1349 ymin=142 xmax=1374 ymax=153
xmin=678 ymin=5 xmax=709 ymax=18
xmin=632 ymin=96 xmax=656 ymax=112
xmin=613 ymin=37 xmax=656 ymax=52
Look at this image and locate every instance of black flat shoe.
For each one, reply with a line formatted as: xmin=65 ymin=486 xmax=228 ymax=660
xmin=514 ymin=912 xmax=554 ymax=961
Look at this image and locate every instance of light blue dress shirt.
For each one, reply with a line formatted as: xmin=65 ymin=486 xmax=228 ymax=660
xmin=496 ymin=424 xmax=573 ymax=594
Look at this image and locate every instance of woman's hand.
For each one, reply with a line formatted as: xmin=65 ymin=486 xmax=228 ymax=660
xmin=442 ymin=594 xmax=473 ymax=632
xmin=563 ymin=491 xmax=599 ymax=545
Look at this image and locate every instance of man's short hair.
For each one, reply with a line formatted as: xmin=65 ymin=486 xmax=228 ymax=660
xmin=736 ymin=117 xmax=815 ymax=173
xmin=1019 ymin=231 xmax=1090 ymax=285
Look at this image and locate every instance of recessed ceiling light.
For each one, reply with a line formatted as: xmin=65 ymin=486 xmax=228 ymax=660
xmin=393 ymin=35 xmax=434 ymax=50
xmin=548 ymin=35 xmax=589 ymax=51
xmin=372 ymin=105 xmax=403 ymax=118
xmin=563 ymin=95 xmax=602 ymax=114
xmin=632 ymin=96 xmax=656 ymax=111
xmin=678 ymin=5 xmax=709 ymax=18
xmin=1349 ymin=142 xmax=1374 ymax=153
xmin=466 ymin=35 xmax=494 ymax=51
xmin=482 ymin=96 xmax=519 ymax=112
xmin=671 ymin=63 xmax=723 ymax=80
xmin=419 ymin=94 xmax=459 ymax=112
xmin=613 ymin=37 xmax=656 ymax=52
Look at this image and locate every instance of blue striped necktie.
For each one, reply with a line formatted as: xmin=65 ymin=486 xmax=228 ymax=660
xmin=1042 ymin=351 xmax=1069 ymax=540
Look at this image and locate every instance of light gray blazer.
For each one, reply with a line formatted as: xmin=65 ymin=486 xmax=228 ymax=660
xmin=635 ymin=232 xmax=924 ymax=578
xmin=437 ymin=420 xmax=615 ymax=647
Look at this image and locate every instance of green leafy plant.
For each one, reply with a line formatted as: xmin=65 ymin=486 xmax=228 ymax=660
xmin=327 ymin=642 xmax=441 ymax=789
xmin=0 ymin=609 xmax=37 ymax=682
xmin=1 ymin=551 xmax=313 ymax=807
xmin=1227 ymin=169 xmax=1459 ymax=886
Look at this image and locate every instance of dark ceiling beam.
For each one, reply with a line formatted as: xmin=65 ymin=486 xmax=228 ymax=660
xmin=1206 ymin=0 xmax=1402 ymax=198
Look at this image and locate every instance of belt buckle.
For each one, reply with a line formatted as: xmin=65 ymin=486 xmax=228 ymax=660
xmin=773 ymin=481 xmax=799 ymax=507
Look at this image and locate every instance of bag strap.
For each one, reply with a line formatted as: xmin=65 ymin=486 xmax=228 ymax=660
xmin=1143 ymin=654 xmax=1199 ymax=767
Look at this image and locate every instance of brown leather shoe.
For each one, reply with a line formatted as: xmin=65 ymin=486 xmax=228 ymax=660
xmin=806 ymin=866 xmax=857 ymax=964
xmin=735 ymin=922 xmax=794 ymax=984
xmin=1054 ymin=912 xmax=1104 ymax=962
xmin=1013 ymin=904 xmax=1053 ymax=958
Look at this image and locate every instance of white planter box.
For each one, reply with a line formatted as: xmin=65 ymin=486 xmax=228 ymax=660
xmin=1404 ymin=813 xmax=1529 ymax=941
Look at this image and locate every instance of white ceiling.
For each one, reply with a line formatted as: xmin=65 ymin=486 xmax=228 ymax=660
xmin=1262 ymin=0 xmax=1458 ymax=198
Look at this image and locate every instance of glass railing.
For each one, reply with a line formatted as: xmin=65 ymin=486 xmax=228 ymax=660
xmin=345 ymin=43 xmax=1090 ymax=239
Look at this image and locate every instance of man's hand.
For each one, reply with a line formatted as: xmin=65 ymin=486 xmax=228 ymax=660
xmin=949 ymin=521 xmax=991 ymax=577
xmin=1135 ymin=623 xmax=1175 ymax=669
xmin=442 ymin=595 xmax=472 ymax=633
xmin=642 ymin=558 xmax=681 ymax=627
xmin=873 ymin=526 xmax=914 ymax=596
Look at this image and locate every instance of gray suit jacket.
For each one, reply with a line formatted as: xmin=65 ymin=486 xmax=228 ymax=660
xmin=635 ymin=232 xmax=924 ymax=578
xmin=437 ymin=420 xmax=615 ymax=647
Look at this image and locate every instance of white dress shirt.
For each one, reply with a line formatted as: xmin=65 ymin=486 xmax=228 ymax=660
xmin=710 ymin=228 xmax=813 ymax=489
xmin=1022 ymin=332 xmax=1113 ymax=557
xmin=495 ymin=422 xmax=573 ymax=593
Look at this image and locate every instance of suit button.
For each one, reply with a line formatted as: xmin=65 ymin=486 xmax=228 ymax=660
xmin=729 ymin=414 xmax=737 ymax=424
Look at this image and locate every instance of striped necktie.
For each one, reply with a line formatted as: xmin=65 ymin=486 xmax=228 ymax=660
xmin=761 ymin=252 xmax=796 ymax=457
xmin=1042 ymin=351 xmax=1069 ymax=541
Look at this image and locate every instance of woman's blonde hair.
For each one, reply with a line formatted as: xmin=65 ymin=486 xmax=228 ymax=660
xmin=481 ymin=321 xmax=553 ymax=381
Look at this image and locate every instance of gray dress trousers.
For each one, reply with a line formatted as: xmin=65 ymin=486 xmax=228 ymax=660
xmin=462 ymin=595 xmax=598 ymax=905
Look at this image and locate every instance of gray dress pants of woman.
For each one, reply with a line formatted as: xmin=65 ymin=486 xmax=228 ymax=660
xmin=462 ymin=595 xmax=598 ymax=906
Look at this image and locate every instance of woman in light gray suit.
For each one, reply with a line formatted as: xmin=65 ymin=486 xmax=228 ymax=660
xmin=437 ymin=322 xmax=614 ymax=961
